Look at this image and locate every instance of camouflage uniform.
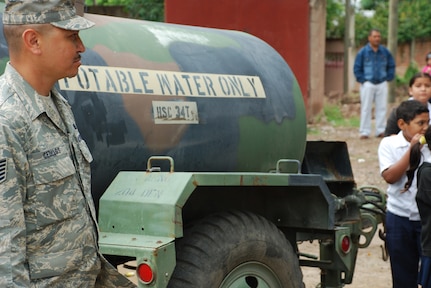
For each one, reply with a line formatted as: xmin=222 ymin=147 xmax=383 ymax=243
xmin=0 ymin=63 xmax=135 ymax=287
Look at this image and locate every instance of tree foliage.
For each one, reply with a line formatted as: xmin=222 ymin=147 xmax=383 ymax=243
xmin=327 ymin=0 xmax=431 ymax=44
xmin=85 ymin=0 xmax=164 ymax=22
xmin=326 ymin=0 xmax=345 ymax=39
xmin=398 ymin=0 xmax=431 ymax=43
xmin=359 ymin=0 xmax=385 ymax=10
xmin=125 ymin=0 xmax=164 ymax=22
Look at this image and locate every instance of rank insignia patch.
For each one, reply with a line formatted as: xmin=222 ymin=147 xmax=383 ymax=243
xmin=0 ymin=158 xmax=6 ymax=183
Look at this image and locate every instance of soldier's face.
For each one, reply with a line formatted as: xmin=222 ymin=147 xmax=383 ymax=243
xmin=40 ymin=25 xmax=86 ymax=80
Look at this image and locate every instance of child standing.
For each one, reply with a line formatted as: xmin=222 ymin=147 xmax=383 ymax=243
xmin=378 ymin=100 xmax=430 ymax=288
xmin=385 ymin=72 xmax=431 ymax=136
xmin=422 ymin=52 xmax=431 ymax=75
xmin=407 ymin=126 xmax=431 ymax=288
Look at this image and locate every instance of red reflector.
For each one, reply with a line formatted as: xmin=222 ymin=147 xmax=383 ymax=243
xmin=138 ymin=263 xmax=154 ymax=284
xmin=341 ymin=235 xmax=351 ymax=253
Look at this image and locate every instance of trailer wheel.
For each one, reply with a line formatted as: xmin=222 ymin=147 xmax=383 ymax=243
xmin=168 ymin=211 xmax=304 ymax=288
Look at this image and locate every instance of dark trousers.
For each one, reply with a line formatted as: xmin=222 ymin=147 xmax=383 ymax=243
xmin=386 ymin=210 xmax=422 ymax=288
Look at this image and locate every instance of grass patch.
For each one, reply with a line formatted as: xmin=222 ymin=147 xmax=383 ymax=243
xmin=346 ymin=117 xmax=360 ymax=127
xmin=324 ymin=104 xmax=359 ymax=127
xmin=307 ymin=126 xmax=320 ymax=134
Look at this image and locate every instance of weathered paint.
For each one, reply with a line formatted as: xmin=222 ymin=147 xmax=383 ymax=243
xmin=0 ymin=6 xmax=306 ymax=208
xmin=99 ymin=171 xmax=335 ymax=238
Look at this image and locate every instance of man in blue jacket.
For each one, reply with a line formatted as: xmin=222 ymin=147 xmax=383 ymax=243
xmin=354 ymin=28 xmax=395 ymax=139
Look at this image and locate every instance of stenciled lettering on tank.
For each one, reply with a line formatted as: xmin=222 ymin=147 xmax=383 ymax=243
xmin=114 ymin=187 xmax=136 ymax=196
xmin=152 ymin=101 xmax=198 ymax=124
xmin=145 ymin=173 xmax=169 ymax=182
xmin=139 ymin=188 xmax=162 ymax=199
xmin=59 ymin=65 xmax=266 ymax=98
xmin=113 ymin=187 xmax=162 ymax=199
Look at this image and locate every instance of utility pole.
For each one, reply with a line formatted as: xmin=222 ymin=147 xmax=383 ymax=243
xmin=343 ymin=0 xmax=355 ymax=95
xmin=387 ymin=0 xmax=398 ymax=103
xmin=308 ymin=0 xmax=327 ymax=120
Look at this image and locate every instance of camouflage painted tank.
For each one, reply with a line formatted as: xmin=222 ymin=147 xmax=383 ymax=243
xmin=0 ymin=11 xmax=306 ymax=204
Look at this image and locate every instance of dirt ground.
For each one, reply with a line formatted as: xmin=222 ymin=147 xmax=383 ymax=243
xmin=302 ymin=112 xmax=393 ymax=288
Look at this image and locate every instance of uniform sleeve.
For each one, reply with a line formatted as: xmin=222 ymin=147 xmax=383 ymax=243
xmin=0 ymin=120 xmax=30 ymax=287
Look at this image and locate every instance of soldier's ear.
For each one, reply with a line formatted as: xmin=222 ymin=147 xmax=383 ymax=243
xmin=22 ymin=28 xmax=42 ymax=55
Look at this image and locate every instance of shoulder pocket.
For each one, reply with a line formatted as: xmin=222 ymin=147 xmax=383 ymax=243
xmin=78 ymin=139 xmax=93 ymax=163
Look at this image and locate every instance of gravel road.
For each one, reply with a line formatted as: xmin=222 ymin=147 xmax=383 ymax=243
xmin=303 ymin=122 xmax=392 ymax=288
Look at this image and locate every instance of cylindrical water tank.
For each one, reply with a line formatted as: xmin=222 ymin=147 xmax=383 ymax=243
xmin=0 ymin=10 xmax=307 ymax=203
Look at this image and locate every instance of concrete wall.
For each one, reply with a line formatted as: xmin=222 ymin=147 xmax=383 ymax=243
xmin=397 ymin=40 xmax=431 ymax=76
xmin=308 ymin=0 xmax=327 ymax=120
xmin=324 ymin=40 xmax=345 ymax=97
xmin=324 ymin=39 xmax=431 ymax=98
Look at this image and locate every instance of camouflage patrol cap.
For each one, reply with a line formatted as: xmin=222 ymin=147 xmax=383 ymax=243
xmin=3 ymin=0 xmax=94 ymax=31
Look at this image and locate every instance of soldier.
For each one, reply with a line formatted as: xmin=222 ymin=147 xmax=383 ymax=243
xmin=0 ymin=0 xmax=135 ymax=287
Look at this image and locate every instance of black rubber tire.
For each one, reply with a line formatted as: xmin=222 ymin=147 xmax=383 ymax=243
xmin=168 ymin=210 xmax=304 ymax=288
